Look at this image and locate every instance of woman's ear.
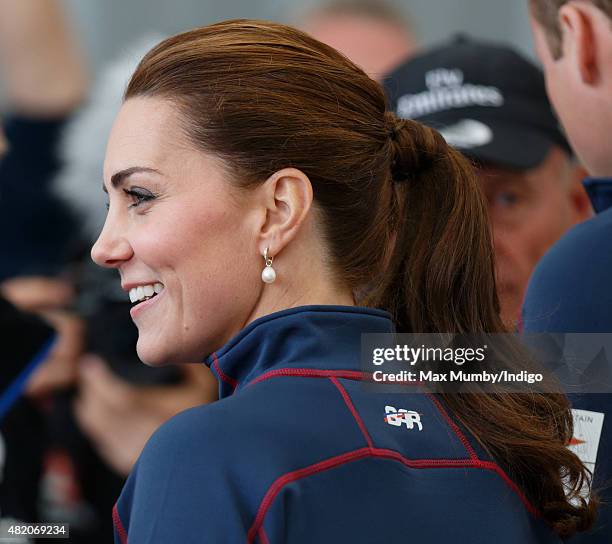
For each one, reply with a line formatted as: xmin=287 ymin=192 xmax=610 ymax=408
xmin=558 ymin=3 xmax=598 ymax=85
xmin=256 ymin=168 xmax=314 ymax=257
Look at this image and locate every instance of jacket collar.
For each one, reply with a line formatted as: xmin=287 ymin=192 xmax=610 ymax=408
xmin=204 ymin=305 xmax=393 ymax=398
xmin=583 ymin=177 xmax=612 ymax=214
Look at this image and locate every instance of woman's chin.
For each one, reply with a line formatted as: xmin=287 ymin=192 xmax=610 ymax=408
xmin=136 ymin=338 xmax=171 ymax=367
xmin=136 ymin=338 xmax=200 ymax=366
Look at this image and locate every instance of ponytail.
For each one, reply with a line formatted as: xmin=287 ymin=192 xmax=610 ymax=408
xmin=370 ymin=114 xmax=499 ymax=333
xmin=367 ymin=113 xmax=598 ymax=537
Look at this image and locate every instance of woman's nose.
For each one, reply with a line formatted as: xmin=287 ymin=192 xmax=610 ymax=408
xmin=91 ymin=218 xmax=133 ymax=268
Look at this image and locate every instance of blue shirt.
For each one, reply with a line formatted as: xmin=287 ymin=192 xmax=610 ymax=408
xmin=113 ymin=306 xmax=560 ymax=543
xmin=523 ymin=178 xmax=612 ymax=543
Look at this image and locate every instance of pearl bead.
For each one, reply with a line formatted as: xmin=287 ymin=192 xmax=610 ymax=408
xmin=261 ymin=265 xmax=276 ymax=283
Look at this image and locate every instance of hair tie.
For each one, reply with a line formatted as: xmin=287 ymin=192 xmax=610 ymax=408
xmin=384 ymin=112 xmax=407 ymax=183
xmin=384 ymin=111 xmax=400 ymax=142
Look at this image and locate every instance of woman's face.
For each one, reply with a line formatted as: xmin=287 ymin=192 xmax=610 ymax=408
xmin=92 ymin=97 xmax=262 ymax=365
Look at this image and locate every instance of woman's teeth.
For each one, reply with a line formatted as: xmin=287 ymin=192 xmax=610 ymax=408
xmin=129 ymin=282 xmax=164 ymax=303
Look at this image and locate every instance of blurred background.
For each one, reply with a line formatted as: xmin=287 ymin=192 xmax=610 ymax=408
xmin=66 ymin=0 xmax=534 ymax=65
xmin=1 ymin=0 xmax=536 ymax=106
xmin=84 ymin=0 xmax=533 ymax=63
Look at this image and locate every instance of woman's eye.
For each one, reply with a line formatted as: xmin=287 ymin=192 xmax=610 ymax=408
xmin=123 ymin=187 xmax=156 ymax=209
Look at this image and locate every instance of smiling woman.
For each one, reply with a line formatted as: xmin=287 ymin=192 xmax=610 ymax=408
xmin=93 ymin=100 xmax=270 ymax=365
xmin=92 ymin=20 xmax=596 ymax=543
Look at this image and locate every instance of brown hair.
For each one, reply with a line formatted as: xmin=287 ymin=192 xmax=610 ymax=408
xmin=530 ymin=0 xmax=612 ymax=58
xmin=126 ymin=20 xmax=596 ymax=537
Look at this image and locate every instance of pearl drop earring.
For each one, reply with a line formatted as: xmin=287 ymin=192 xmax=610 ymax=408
xmin=261 ymin=247 xmax=276 ymax=284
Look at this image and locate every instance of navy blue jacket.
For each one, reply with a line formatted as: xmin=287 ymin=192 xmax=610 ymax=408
xmin=523 ymin=178 xmax=612 ymax=543
xmin=113 ymin=306 xmax=559 ymax=543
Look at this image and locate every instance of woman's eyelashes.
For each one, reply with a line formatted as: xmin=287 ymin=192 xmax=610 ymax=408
xmin=123 ymin=186 xmax=157 ymax=209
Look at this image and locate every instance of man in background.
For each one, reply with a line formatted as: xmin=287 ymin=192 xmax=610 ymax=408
xmin=384 ymin=35 xmax=591 ymax=327
xmin=524 ymin=1 xmax=612 ymax=541
xmin=525 ymin=0 xmax=612 ymax=329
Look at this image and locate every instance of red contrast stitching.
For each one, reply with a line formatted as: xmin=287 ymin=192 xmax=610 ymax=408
xmin=212 ymin=352 xmax=238 ymax=389
xmin=249 ymin=371 xmax=476 ymax=461
xmin=258 ymin=527 xmax=270 ymax=544
xmin=246 ymin=449 xmax=371 ymax=542
xmin=246 ymin=447 xmax=539 ymax=541
xmin=112 ymin=504 xmax=128 ymax=544
xmin=329 ymin=377 xmax=373 ymax=448
xmin=426 ymin=393 xmax=478 ymax=460
xmin=367 ymin=449 xmax=539 ymax=519
xmin=248 ymin=368 xmax=369 ymax=387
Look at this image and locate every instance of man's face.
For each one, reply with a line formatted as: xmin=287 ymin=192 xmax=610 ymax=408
xmin=530 ymin=19 xmax=579 ymax=160
xmin=530 ymin=12 xmax=610 ymax=176
xmin=478 ymin=147 xmax=588 ymax=326
xmin=531 ymin=20 xmax=560 ymax=101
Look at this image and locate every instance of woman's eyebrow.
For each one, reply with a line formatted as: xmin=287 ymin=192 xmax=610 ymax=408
xmin=102 ymin=166 xmax=163 ymax=193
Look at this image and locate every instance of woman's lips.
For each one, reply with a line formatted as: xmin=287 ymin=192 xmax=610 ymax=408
xmin=130 ymin=287 xmax=165 ymax=319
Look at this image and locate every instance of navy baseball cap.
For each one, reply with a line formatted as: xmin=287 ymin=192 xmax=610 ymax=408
xmin=383 ymin=35 xmax=572 ymax=170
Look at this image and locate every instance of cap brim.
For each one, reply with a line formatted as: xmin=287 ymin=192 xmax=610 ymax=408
xmin=426 ymin=117 xmax=556 ymax=171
